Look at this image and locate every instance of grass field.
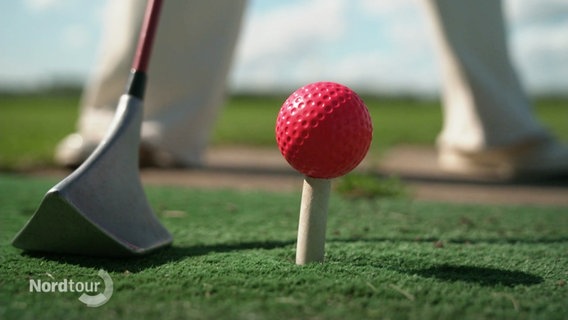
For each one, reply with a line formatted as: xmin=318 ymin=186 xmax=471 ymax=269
xmin=1 ymin=174 xmax=567 ymax=319
xmin=1 ymin=93 xmax=567 ymax=170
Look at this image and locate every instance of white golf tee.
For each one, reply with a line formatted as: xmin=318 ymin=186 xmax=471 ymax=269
xmin=295 ymin=177 xmax=331 ymax=265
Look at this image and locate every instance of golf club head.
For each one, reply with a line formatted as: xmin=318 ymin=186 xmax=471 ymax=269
xmin=12 ymin=95 xmax=173 ymax=257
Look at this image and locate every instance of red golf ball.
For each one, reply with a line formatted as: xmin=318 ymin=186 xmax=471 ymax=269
xmin=275 ymin=82 xmax=373 ymax=179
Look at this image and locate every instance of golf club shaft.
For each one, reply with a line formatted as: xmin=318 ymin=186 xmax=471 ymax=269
xmin=127 ymin=0 xmax=163 ymax=99
xmin=132 ymin=0 xmax=163 ymax=73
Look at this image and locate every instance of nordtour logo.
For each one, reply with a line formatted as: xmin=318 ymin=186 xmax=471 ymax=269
xmin=29 ymin=269 xmax=113 ymax=307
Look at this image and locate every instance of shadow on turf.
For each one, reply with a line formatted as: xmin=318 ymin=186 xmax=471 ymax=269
xmin=327 ymin=238 xmax=547 ymax=287
xmin=22 ymin=239 xmax=295 ymax=272
xmin=410 ymin=264 xmax=543 ymax=287
xmin=330 ymin=236 xmax=568 ymax=245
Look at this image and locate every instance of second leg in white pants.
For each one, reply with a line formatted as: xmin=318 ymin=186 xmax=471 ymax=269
xmin=56 ymin=0 xmax=246 ymax=167
xmin=423 ymin=0 xmax=568 ymax=179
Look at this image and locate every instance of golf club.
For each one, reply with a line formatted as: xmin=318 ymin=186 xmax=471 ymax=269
xmin=12 ymin=0 xmax=173 ymax=257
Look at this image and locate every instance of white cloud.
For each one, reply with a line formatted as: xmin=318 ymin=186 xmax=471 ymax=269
xmin=236 ymin=0 xmax=347 ymax=63
xmin=231 ymin=0 xmax=350 ymax=91
xmin=230 ymin=0 xmax=437 ymax=94
xmin=511 ymin=21 xmax=568 ymax=93
xmin=506 ymin=0 xmax=568 ymax=94
xmin=359 ymin=0 xmax=416 ymax=17
xmin=61 ymin=25 xmax=90 ymax=50
xmin=506 ymin=0 xmax=568 ymax=24
xmin=24 ymin=0 xmax=64 ymax=12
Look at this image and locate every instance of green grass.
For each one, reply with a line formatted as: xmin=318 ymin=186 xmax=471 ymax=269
xmin=1 ymin=174 xmax=567 ymax=319
xmin=0 ymin=95 xmax=79 ymax=170
xmin=336 ymin=172 xmax=408 ymax=199
xmin=2 ymin=93 xmax=566 ymax=171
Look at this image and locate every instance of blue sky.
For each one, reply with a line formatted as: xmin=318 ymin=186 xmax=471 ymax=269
xmin=1 ymin=0 xmax=567 ymax=95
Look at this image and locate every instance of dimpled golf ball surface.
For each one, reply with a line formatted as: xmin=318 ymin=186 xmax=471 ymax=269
xmin=276 ymin=82 xmax=373 ymax=179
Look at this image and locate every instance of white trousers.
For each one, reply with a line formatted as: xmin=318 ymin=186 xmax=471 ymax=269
xmin=423 ymin=0 xmax=548 ymax=152
xmin=78 ymin=0 xmax=246 ymax=165
xmin=76 ymin=0 xmax=548 ymax=163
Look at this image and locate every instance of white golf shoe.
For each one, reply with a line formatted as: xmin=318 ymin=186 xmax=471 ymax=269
xmin=55 ymin=133 xmax=200 ymax=168
xmin=439 ymin=137 xmax=568 ymax=180
xmin=54 ymin=133 xmax=100 ymax=168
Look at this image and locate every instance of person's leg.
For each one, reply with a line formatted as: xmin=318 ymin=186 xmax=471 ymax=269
xmin=141 ymin=0 xmax=246 ymax=166
xmin=423 ymin=0 xmax=568 ymax=179
xmin=55 ymin=0 xmax=144 ymax=166
xmin=56 ymin=0 xmax=246 ymax=167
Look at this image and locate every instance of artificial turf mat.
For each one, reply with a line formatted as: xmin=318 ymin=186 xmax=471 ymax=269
xmin=0 ymin=174 xmax=567 ymax=319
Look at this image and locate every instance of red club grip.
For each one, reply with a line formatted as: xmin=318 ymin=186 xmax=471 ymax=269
xmin=131 ymin=0 xmax=163 ymax=72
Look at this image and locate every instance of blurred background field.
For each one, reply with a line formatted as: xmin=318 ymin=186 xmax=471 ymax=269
xmin=1 ymin=89 xmax=566 ymax=171
xmin=2 ymin=1 xmax=567 ymax=172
